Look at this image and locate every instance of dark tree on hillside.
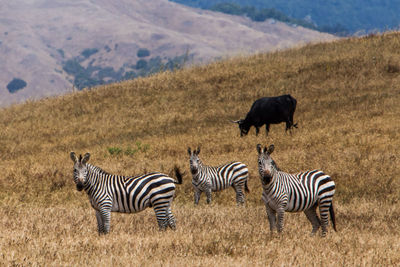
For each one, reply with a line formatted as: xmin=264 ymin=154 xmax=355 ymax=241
xmin=210 ymin=3 xmax=243 ymax=15
xmin=7 ymin=78 xmax=27 ymax=93
xmin=137 ymin=48 xmax=150 ymax=58
xmin=81 ymin=48 xmax=99 ymax=58
xmin=136 ymin=59 xmax=148 ymax=69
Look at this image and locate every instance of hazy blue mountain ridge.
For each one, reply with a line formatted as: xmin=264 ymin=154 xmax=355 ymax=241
xmin=170 ymin=0 xmax=400 ymax=34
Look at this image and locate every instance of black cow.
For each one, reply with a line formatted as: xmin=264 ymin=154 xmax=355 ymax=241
xmin=232 ymin=94 xmax=297 ymax=136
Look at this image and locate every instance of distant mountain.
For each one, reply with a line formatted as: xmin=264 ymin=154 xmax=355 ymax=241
xmin=0 ymin=0 xmax=334 ymax=107
xmin=171 ymin=0 xmax=400 ymax=34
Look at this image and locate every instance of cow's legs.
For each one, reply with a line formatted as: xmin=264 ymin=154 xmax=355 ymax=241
xmin=285 ymin=120 xmax=292 ymax=133
xmin=265 ymin=124 xmax=270 ymax=136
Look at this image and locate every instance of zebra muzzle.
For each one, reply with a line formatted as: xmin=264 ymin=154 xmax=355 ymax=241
xmin=76 ymin=182 xmax=84 ymax=191
xmin=261 ymin=171 xmax=273 ymax=184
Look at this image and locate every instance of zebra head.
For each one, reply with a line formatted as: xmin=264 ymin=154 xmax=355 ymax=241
xmin=70 ymin=152 xmax=90 ymax=191
xmin=256 ymin=144 xmax=277 ymax=185
xmin=187 ymin=147 xmax=201 ymax=177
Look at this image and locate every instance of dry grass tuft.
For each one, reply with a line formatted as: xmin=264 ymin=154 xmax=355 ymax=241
xmin=1 ymin=32 xmax=400 ymax=265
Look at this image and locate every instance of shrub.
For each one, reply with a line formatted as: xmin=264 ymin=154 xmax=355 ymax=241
xmin=136 ymin=59 xmax=148 ymax=69
xmin=137 ymin=48 xmax=150 ymax=58
xmin=104 ymin=45 xmax=111 ymax=52
xmin=62 ymin=59 xmax=86 ymax=75
xmin=7 ymin=78 xmax=27 ymax=93
xmin=107 ymin=147 xmax=122 ymax=156
xmin=57 ymin=49 xmax=65 ymax=58
xmin=123 ymin=71 xmax=137 ymax=80
xmin=81 ymin=48 xmax=99 ymax=58
xmin=107 ymin=142 xmax=150 ymax=157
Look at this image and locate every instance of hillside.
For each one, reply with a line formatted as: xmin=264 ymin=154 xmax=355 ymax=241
xmin=1 ymin=33 xmax=399 ymax=265
xmin=0 ymin=0 xmax=334 ymax=107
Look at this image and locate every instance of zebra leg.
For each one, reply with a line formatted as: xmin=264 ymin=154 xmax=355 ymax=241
xmin=154 ymin=204 xmax=169 ymax=231
xmin=206 ymin=189 xmax=212 ymax=204
xmin=262 ymin=192 xmax=277 ymax=232
xmin=97 ymin=207 xmax=111 ymax=234
xmin=319 ymin=199 xmax=333 ymax=237
xmin=167 ymin=207 xmax=177 ymax=230
xmin=233 ymin=184 xmax=245 ymax=205
xmin=265 ymin=205 xmax=277 ymax=232
xmin=194 ymin=189 xmax=201 ymax=205
xmin=304 ymin=205 xmax=321 ymax=236
xmin=276 ymin=207 xmax=285 ymax=233
xmin=95 ymin=210 xmax=104 ymax=234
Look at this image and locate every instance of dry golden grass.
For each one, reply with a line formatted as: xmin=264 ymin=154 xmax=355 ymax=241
xmin=1 ymin=32 xmax=400 ymax=266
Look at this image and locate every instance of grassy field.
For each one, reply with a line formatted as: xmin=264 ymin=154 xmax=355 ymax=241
xmin=1 ymin=32 xmax=400 ymax=266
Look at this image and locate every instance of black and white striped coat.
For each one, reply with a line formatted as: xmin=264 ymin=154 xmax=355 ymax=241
xmin=257 ymin=144 xmax=336 ymax=236
xmin=70 ymin=152 xmax=182 ymax=234
xmin=188 ymin=147 xmax=249 ymax=205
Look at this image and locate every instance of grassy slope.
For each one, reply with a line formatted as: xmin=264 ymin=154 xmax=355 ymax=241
xmin=1 ymin=33 xmax=400 ymax=265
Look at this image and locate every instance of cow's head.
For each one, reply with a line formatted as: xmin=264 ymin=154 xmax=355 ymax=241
xmin=70 ymin=152 xmax=90 ymax=191
xmin=231 ymin=119 xmax=250 ymax=137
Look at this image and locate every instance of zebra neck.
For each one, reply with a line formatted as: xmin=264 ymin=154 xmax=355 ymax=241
xmin=192 ymin=160 xmax=203 ymax=173
xmin=84 ymin=164 xmax=109 ymax=191
xmin=263 ymin=170 xmax=279 ymax=188
xmin=197 ymin=159 xmax=203 ymax=167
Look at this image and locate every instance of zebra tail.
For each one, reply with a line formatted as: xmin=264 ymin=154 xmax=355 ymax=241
xmin=173 ymin=166 xmax=183 ymax=185
xmin=329 ymin=202 xmax=337 ymax=232
xmin=245 ymin=180 xmax=250 ymax=193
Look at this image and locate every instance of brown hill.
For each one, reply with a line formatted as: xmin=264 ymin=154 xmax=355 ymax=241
xmin=0 ymin=0 xmax=335 ymax=107
xmin=0 ymin=32 xmax=399 ymax=265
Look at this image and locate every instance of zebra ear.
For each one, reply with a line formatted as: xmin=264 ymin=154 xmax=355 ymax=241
xmin=196 ymin=146 xmax=201 ymax=155
xmin=82 ymin=153 xmax=90 ymax=164
xmin=188 ymin=147 xmax=192 ymax=156
xmin=70 ymin=152 xmax=78 ymax=163
xmin=256 ymin=144 xmax=263 ymax=154
xmin=267 ymin=144 xmax=275 ymax=155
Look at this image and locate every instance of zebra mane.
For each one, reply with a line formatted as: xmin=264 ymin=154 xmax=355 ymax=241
xmin=271 ymin=159 xmax=281 ymax=171
xmin=87 ymin=163 xmax=111 ymax=176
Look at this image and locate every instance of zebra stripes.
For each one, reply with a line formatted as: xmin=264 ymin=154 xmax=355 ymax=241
xmin=188 ymin=147 xmax=249 ymax=205
xmin=70 ymin=152 xmax=182 ymax=234
xmin=70 ymin=145 xmax=337 ymax=237
xmin=257 ymin=144 xmax=336 ymax=236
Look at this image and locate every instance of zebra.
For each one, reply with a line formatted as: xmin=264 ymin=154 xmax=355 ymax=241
xmin=256 ymin=144 xmax=336 ymax=237
xmin=188 ymin=147 xmax=249 ymax=205
xmin=70 ymin=152 xmax=183 ymax=235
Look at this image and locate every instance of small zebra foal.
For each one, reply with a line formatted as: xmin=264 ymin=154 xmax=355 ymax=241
xmin=188 ymin=147 xmax=249 ymax=205
xmin=70 ymin=152 xmax=182 ymax=234
xmin=257 ymin=144 xmax=336 ymax=237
